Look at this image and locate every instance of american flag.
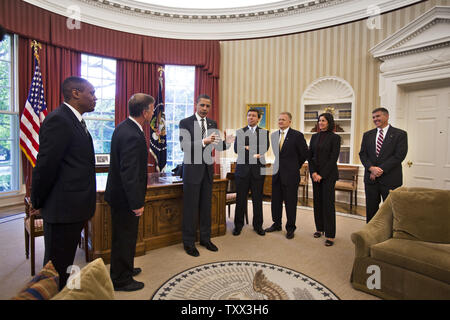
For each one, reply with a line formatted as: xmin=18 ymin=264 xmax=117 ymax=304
xmin=19 ymin=57 xmax=48 ymax=167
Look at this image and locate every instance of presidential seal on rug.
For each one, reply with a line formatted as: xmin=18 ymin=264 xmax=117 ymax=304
xmin=151 ymin=261 xmax=339 ymax=300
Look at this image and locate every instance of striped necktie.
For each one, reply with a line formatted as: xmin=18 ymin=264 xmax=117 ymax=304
xmin=201 ymin=118 xmax=206 ymax=139
xmin=376 ymin=129 xmax=384 ymax=156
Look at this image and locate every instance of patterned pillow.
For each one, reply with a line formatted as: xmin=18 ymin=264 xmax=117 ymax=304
xmin=12 ymin=261 xmax=60 ymax=300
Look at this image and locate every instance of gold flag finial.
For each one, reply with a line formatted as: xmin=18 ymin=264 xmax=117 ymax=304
xmin=30 ymin=40 xmax=42 ymax=64
xmin=158 ymin=66 xmax=164 ymax=77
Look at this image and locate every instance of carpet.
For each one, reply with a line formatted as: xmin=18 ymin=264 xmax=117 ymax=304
xmin=151 ymin=260 xmax=339 ymax=300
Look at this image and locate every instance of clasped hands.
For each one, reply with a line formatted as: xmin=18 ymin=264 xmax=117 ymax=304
xmin=369 ymin=166 xmax=383 ymax=181
xmin=311 ymin=172 xmax=322 ymax=183
xmin=203 ymin=132 xmax=235 ymax=146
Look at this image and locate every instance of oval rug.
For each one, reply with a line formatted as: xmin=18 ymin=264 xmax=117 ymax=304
xmin=151 ymin=261 xmax=339 ymax=300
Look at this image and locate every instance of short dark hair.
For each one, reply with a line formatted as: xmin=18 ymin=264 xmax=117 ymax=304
xmin=318 ymin=112 xmax=335 ymax=132
xmin=128 ymin=93 xmax=155 ymax=117
xmin=247 ymin=108 xmax=261 ymax=119
xmin=372 ymin=107 xmax=389 ymax=115
xmin=61 ymin=77 xmax=90 ymax=101
xmin=196 ymin=94 xmax=211 ymax=104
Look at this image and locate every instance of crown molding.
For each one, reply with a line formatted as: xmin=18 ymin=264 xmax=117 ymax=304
xmin=24 ymin=0 xmax=421 ymax=40
xmin=371 ymin=6 xmax=450 ymax=60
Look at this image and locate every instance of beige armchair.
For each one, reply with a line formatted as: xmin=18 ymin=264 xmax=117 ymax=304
xmin=350 ymin=187 xmax=450 ymax=300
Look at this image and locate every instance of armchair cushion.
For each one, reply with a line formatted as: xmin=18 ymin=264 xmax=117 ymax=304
xmin=390 ymin=189 xmax=450 ymax=243
xmin=371 ymin=239 xmax=450 ymax=284
xmin=52 ymin=258 xmax=114 ymax=300
xmin=12 ymin=261 xmax=59 ymax=300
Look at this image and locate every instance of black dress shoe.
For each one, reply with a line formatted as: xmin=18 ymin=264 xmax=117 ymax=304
xmin=286 ymin=231 xmax=295 ymax=239
xmin=325 ymin=239 xmax=334 ymax=247
xmin=232 ymin=228 xmax=241 ymax=236
xmin=265 ymin=225 xmax=282 ymax=232
xmin=200 ymin=240 xmax=218 ymax=252
xmin=132 ymin=267 xmax=142 ymax=277
xmin=114 ymin=279 xmax=144 ymax=292
xmin=313 ymin=231 xmax=324 ymax=238
xmin=184 ymin=245 xmax=200 ymax=257
xmin=254 ymin=228 xmax=265 ymax=236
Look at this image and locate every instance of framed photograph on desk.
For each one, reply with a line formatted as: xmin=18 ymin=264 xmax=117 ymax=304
xmin=246 ymin=103 xmax=270 ymax=130
xmin=95 ymin=154 xmax=110 ymax=165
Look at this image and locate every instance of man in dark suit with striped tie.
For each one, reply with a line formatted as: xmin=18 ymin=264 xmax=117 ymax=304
xmin=179 ymin=94 xmax=234 ymax=257
xmin=359 ymin=107 xmax=408 ymax=223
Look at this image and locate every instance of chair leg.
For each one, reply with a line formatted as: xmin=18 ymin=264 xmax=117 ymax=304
xmin=350 ymin=192 xmax=353 ymax=210
xmin=30 ymin=235 xmax=35 ymax=276
xmin=355 ymin=191 xmax=357 ymax=208
xmin=25 ymin=228 xmax=29 ymax=259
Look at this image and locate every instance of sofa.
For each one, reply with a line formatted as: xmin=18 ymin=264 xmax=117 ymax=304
xmin=12 ymin=258 xmax=115 ymax=300
xmin=350 ymin=187 xmax=450 ymax=300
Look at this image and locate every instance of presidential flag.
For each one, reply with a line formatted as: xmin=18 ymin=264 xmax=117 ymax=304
xmin=19 ymin=55 xmax=48 ymax=167
xmin=149 ymin=72 xmax=167 ymax=172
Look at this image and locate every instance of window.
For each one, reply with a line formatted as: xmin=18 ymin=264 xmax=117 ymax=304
xmin=81 ymin=54 xmax=116 ymax=154
xmin=0 ymin=34 xmax=19 ymax=193
xmin=164 ymin=65 xmax=195 ymax=171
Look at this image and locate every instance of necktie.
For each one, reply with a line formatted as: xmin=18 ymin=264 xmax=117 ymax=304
xmin=80 ymin=119 xmax=89 ymax=136
xmin=201 ymin=118 xmax=206 ymax=139
xmin=376 ymin=129 xmax=384 ymax=156
xmin=279 ymin=130 xmax=285 ymax=150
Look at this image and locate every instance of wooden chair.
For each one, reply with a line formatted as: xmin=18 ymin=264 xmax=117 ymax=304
xmin=335 ymin=165 xmax=359 ymax=209
xmin=24 ymin=197 xmax=90 ymax=276
xmin=299 ymin=163 xmax=309 ymax=201
xmin=24 ymin=196 xmax=44 ymax=276
xmin=225 ymin=172 xmax=248 ymax=224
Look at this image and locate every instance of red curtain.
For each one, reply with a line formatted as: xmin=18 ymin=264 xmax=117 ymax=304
xmin=115 ymin=60 xmax=161 ymax=171
xmin=18 ymin=37 xmax=81 ymax=193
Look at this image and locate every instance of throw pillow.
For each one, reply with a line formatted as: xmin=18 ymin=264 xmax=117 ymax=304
xmin=12 ymin=261 xmax=59 ymax=300
xmin=52 ymin=258 xmax=114 ymax=300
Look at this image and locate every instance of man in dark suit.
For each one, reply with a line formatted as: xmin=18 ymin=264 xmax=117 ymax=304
xmin=31 ymin=77 xmax=97 ymax=290
xmin=265 ymin=112 xmax=308 ymax=239
xmin=233 ymin=108 xmax=270 ymax=236
xmin=105 ymin=93 xmax=154 ymax=291
xmin=359 ymin=107 xmax=408 ymax=223
xmin=179 ymin=94 xmax=234 ymax=257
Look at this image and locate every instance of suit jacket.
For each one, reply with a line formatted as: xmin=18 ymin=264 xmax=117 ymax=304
xmin=179 ymin=114 xmax=229 ymax=184
xmin=31 ymin=103 xmax=96 ymax=223
xmin=308 ymin=131 xmax=341 ymax=182
xmin=104 ymin=118 xmax=149 ymax=210
xmin=359 ymin=126 xmax=408 ymax=187
xmin=234 ymin=126 xmax=270 ymax=179
xmin=271 ymin=128 xmax=308 ymax=186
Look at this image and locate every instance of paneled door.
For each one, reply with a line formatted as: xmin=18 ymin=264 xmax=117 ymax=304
xmin=405 ymin=84 xmax=450 ymax=189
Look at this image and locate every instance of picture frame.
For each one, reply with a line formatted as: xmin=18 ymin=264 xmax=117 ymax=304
xmin=246 ymin=103 xmax=270 ymax=130
xmin=95 ymin=153 xmax=110 ymax=165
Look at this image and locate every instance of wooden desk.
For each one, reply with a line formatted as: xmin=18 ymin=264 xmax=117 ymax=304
xmin=87 ymin=173 xmax=227 ymax=264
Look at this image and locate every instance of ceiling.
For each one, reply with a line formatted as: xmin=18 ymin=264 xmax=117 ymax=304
xmin=25 ymin=0 xmax=422 ymax=40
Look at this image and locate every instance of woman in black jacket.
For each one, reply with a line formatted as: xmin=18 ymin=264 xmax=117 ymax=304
xmin=308 ymin=113 xmax=341 ymax=246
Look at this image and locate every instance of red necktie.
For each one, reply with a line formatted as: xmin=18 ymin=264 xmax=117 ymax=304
xmin=376 ymin=129 xmax=384 ymax=156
